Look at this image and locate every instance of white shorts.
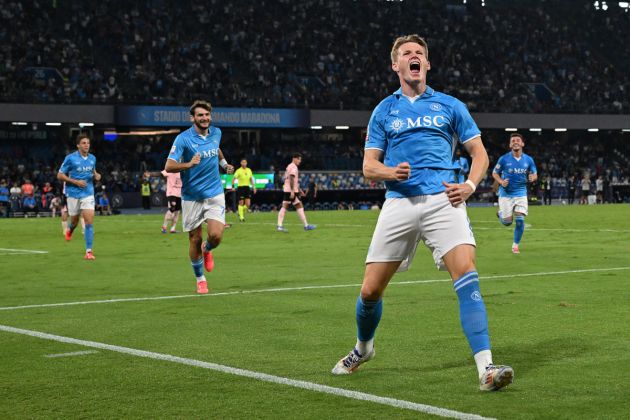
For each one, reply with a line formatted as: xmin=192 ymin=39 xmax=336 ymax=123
xmin=66 ymin=196 xmax=95 ymax=216
xmin=182 ymin=194 xmax=226 ymax=232
xmin=366 ymin=193 xmax=476 ymax=272
xmin=498 ymin=196 xmax=528 ymax=218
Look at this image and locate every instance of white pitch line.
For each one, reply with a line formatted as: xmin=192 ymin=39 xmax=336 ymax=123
xmin=0 ymin=248 xmax=49 ymax=255
xmin=0 ymin=324 xmax=493 ymax=420
xmin=44 ymin=350 xmax=99 ymax=358
xmin=473 ymin=227 xmax=630 ymax=233
xmin=1 ymin=267 xmax=629 ymax=312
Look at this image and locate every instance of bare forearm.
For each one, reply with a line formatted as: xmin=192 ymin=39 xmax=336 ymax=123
xmin=491 ymin=172 xmax=503 ymax=184
xmin=57 ymin=172 xmax=78 ymax=186
xmin=462 ymin=138 xmax=489 ymax=186
xmin=363 ymin=158 xmax=397 ymax=181
xmin=467 ymin=152 xmax=489 ymax=186
xmin=165 ymin=160 xmax=192 ymax=173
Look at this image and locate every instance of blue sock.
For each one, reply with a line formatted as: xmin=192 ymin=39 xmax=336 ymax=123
xmin=514 ymin=216 xmax=525 ymax=244
xmin=355 ymin=296 xmax=383 ymax=342
xmin=68 ymin=222 xmax=74 ymax=231
xmin=453 ymin=271 xmax=491 ymax=355
xmin=204 ymin=241 xmax=213 ymax=252
xmin=191 ymin=258 xmax=204 ymax=278
xmin=84 ymin=224 xmax=94 ymax=250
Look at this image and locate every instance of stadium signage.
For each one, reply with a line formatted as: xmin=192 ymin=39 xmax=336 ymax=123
xmin=117 ymin=106 xmax=309 ymax=128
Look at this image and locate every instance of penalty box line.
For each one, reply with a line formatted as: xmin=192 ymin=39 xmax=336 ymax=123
xmin=1 ymin=266 xmax=629 ymax=312
xmin=0 ymin=324 xmax=494 ymax=420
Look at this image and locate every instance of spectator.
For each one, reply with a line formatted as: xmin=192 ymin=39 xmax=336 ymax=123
xmin=98 ymin=193 xmax=113 ymax=215
xmin=22 ymin=194 xmax=38 ymax=217
xmin=21 ymin=179 xmax=34 ymax=197
xmin=0 ymin=179 xmax=10 ymax=217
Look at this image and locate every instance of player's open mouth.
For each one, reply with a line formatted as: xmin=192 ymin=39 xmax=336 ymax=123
xmin=409 ymin=61 xmax=421 ymax=73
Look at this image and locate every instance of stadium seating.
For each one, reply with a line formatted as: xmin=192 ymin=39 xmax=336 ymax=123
xmin=1 ymin=1 xmax=629 ymax=113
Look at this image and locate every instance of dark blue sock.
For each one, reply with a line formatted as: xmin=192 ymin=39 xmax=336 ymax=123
xmin=514 ymin=216 xmax=525 ymax=244
xmin=355 ymin=296 xmax=383 ymax=341
xmin=191 ymin=258 xmax=204 ymax=278
xmin=84 ymin=224 xmax=94 ymax=250
xmin=204 ymin=241 xmax=213 ymax=252
xmin=453 ymin=271 xmax=491 ymax=355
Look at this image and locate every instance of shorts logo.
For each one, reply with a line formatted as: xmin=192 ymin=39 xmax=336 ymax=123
xmin=390 ymin=118 xmax=405 ymax=133
xmin=471 ymin=291 xmax=482 ymax=301
xmin=429 ymin=103 xmax=442 ymax=111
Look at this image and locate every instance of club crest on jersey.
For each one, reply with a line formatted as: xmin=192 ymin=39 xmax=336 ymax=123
xmin=390 ymin=118 xmax=405 ymax=133
xmin=429 ymin=103 xmax=442 ymax=111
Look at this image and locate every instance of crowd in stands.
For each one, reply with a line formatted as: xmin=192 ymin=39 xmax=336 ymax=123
xmin=2 ymin=127 xmax=630 ymax=217
xmin=1 ymin=1 xmax=629 ymax=113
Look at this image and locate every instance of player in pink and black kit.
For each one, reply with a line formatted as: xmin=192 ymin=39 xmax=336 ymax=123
xmin=146 ymin=170 xmax=183 ymax=233
xmin=276 ymin=152 xmax=316 ymax=233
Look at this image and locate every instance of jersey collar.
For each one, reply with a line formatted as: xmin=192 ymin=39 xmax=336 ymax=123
xmin=189 ymin=125 xmax=213 ymax=140
xmin=393 ymin=85 xmax=435 ymax=99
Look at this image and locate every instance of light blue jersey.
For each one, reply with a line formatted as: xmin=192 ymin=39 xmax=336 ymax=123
xmin=167 ymin=126 xmax=223 ymax=201
xmin=365 ymin=86 xmax=481 ymax=198
xmin=493 ymin=152 xmax=537 ymax=198
xmin=59 ymin=151 xmax=97 ymax=199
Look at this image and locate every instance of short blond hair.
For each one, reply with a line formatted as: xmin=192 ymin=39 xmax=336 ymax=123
xmin=390 ymin=34 xmax=429 ymax=63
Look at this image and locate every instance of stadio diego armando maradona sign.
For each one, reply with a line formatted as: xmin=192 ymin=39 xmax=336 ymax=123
xmin=116 ymin=106 xmax=309 ymax=128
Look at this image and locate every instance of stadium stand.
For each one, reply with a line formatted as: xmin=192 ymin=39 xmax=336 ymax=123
xmin=1 ymin=0 xmax=630 ymax=215
xmin=1 ymin=0 xmax=629 ymax=113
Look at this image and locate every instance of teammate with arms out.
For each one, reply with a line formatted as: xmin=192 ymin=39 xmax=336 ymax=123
xmin=145 ymin=169 xmax=183 ymax=233
xmin=492 ymin=133 xmax=537 ymax=254
xmin=232 ymin=159 xmax=256 ymax=222
xmin=331 ymin=35 xmax=513 ymax=391
xmin=276 ymin=152 xmax=315 ymax=233
xmin=57 ymin=134 xmax=101 ymax=260
xmin=165 ymin=100 xmax=234 ymax=294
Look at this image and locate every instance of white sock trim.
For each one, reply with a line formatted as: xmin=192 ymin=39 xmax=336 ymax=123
xmin=474 ymin=349 xmax=493 ymax=378
xmin=355 ymin=338 xmax=374 ymax=356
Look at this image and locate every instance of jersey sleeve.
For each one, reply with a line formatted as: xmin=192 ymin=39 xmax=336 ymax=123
xmin=364 ymin=107 xmax=387 ymax=151
xmin=167 ymin=136 xmax=185 ymax=162
xmin=452 ymin=100 xmax=481 ymax=144
xmin=59 ymin=155 xmax=72 ymax=175
xmin=528 ymin=156 xmax=538 ymax=174
xmin=493 ymin=155 xmax=504 ymax=174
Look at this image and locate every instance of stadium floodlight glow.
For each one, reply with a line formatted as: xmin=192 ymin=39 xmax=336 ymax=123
xmin=622 ymin=129 xmax=630 ymax=132
xmin=79 ymin=122 xmax=94 ymax=127
xmin=587 ymin=128 xmax=599 ymax=132
xmin=11 ymin=122 xmax=28 ymax=125
xmin=529 ymin=128 xmax=542 ymax=132
xmin=619 ymin=2 xmax=629 ymax=8
xmin=335 ymin=126 xmax=350 ymax=130
xmin=504 ymin=128 xmax=518 ymax=131
xmin=554 ymin=128 xmax=568 ymax=132
xmin=45 ymin=122 xmax=62 ymax=126
xmin=310 ymin=125 xmax=323 ymax=130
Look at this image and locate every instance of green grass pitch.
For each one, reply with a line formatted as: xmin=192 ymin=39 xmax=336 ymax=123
xmin=1 ymin=204 xmax=629 ymax=419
